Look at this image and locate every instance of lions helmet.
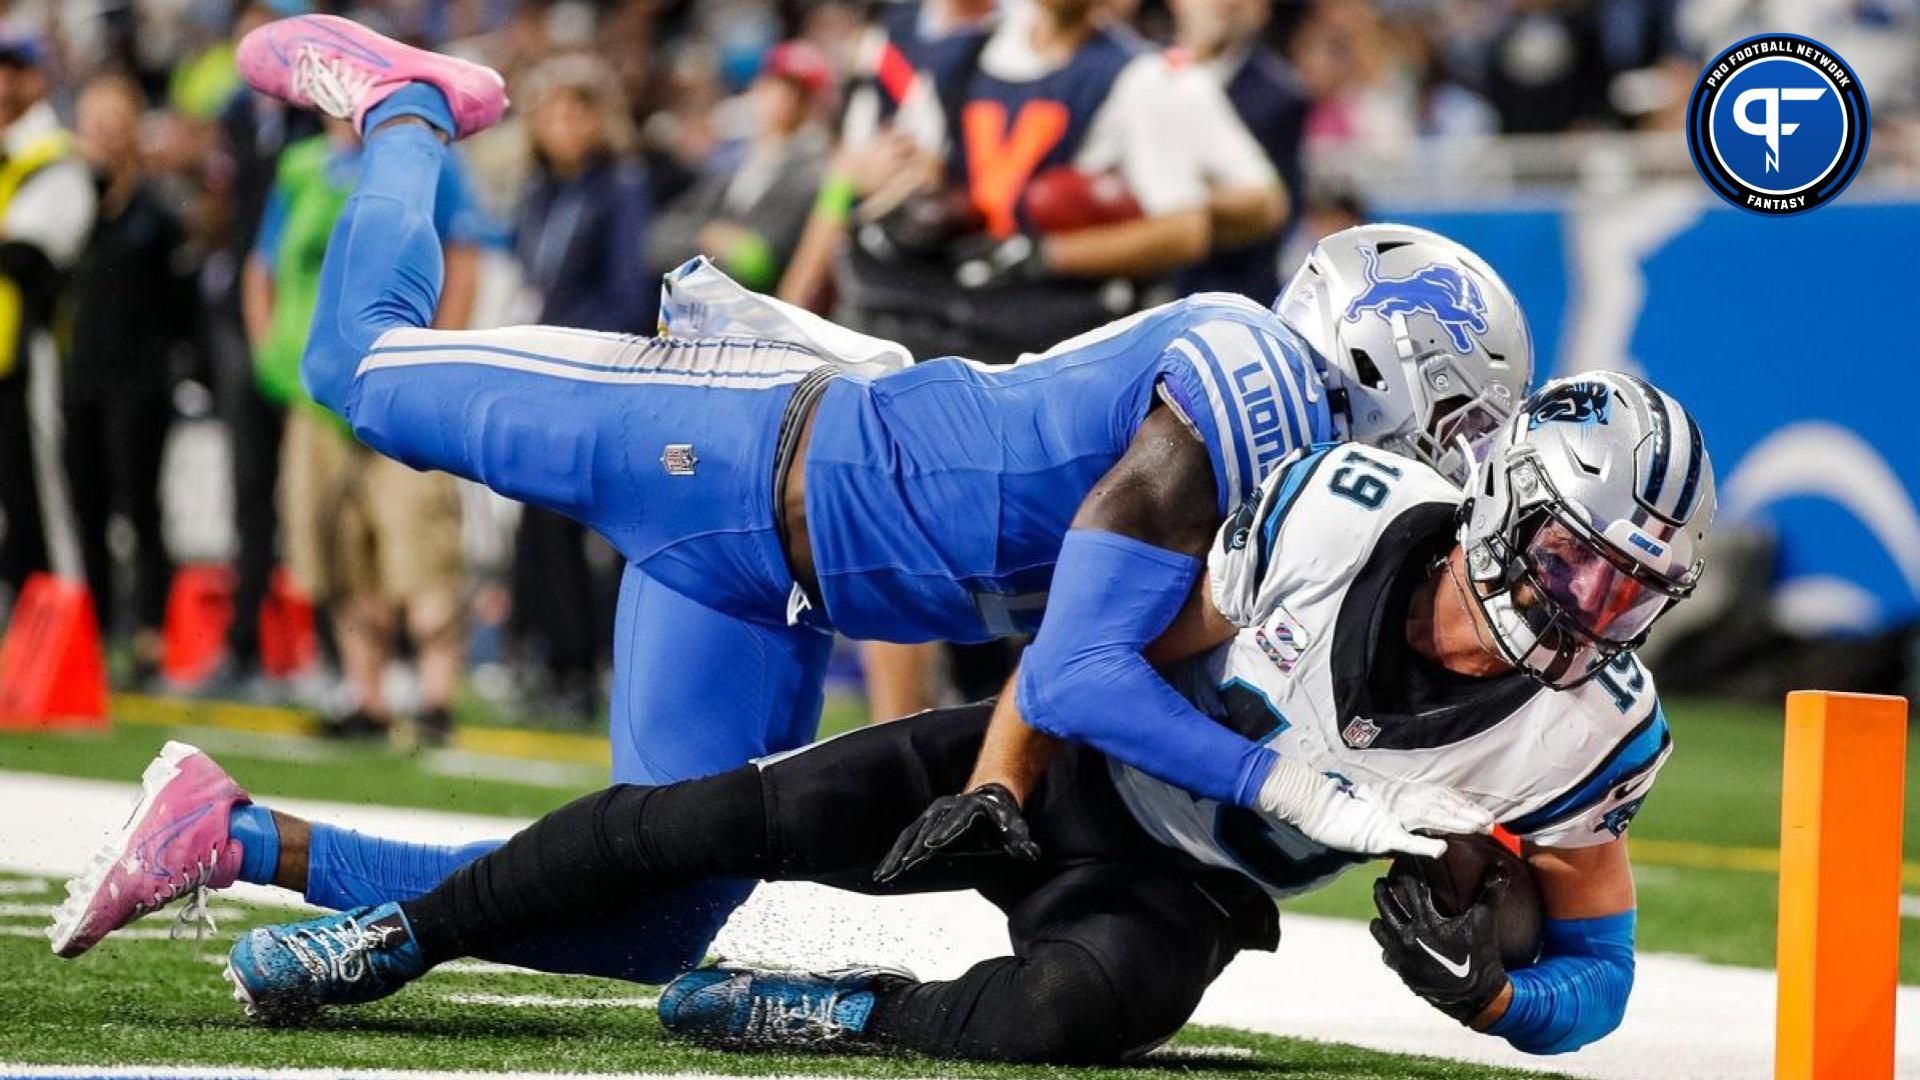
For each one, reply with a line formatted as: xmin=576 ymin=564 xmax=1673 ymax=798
xmin=1275 ymin=223 xmax=1532 ymax=483
xmin=1459 ymin=372 xmax=1716 ymax=689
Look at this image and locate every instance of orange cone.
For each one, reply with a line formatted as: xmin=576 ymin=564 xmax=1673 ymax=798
xmin=160 ymin=564 xmax=235 ymax=687
xmin=259 ymin=568 xmax=316 ymax=678
xmin=0 ymin=572 xmax=108 ymax=728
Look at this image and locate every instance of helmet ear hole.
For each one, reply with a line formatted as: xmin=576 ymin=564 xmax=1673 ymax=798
xmin=1348 ymin=348 xmax=1389 ymax=391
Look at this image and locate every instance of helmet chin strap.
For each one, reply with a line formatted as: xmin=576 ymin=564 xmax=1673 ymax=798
xmin=1324 ymin=386 xmax=1354 ymax=439
xmin=1444 ymin=547 xmax=1509 ymax=674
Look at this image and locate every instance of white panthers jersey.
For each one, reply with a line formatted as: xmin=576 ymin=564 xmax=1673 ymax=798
xmin=1111 ymin=443 xmax=1673 ymax=898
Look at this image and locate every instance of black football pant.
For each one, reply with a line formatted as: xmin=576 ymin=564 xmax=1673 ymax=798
xmin=0 ymin=370 xmax=47 ymax=595
xmin=62 ymin=392 xmax=174 ymax=634
xmin=208 ymin=313 xmax=284 ymax=669
xmin=403 ymin=701 xmax=1278 ymax=1063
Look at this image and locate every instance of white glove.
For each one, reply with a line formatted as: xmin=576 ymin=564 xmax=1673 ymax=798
xmin=1254 ymin=757 xmax=1493 ymax=858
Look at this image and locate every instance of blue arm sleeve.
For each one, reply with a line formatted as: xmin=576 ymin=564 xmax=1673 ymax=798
xmin=1488 ymin=911 xmax=1637 ymax=1055
xmin=1016 ymin=529 xmax=1279 ymax=808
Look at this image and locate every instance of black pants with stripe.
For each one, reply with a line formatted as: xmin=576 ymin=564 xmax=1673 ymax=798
xmin=404 ymin=701 xmax=1278 ymax=1063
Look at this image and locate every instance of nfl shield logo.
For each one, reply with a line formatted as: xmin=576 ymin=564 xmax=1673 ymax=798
xmin=661 ymin=444 xmax=699 ymax=476
xmin=1342 ymin=716 xmax=1381 ymax=749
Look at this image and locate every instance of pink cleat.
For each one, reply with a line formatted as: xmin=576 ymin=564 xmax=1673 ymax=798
xmin=48 ymin=742 xmax=251 ymax=959
xmin=235 ymin=14 xmax=507 ymax=140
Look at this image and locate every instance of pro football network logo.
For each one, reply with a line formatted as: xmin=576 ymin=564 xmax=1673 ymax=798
xmin=1686 ymin=33 xmax=1869 ymax=216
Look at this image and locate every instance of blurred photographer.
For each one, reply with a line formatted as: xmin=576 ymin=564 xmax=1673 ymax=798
xmin=60 ymin=75 xmax=198 ymax=683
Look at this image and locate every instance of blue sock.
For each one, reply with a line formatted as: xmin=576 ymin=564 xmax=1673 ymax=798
xmin=362 ymin=82 xmax=456 ymax=139
xmin=230 ymin=805 xmax=280 ymax=885
xmin=305 ymin=823 xmax=502 ymax=911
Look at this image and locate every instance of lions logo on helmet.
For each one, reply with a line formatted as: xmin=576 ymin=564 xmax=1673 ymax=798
xmin=1342 ymin=246 xmax=1491 ymax=354
xmin=1275 ymin=224 xmax=1533 ymax=484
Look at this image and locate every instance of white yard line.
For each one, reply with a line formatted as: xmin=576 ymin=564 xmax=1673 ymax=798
xmin=1144 ymin=1045 xmax=1256 ymax=1061
xmin=0 ymin=902 xmax=246 ymax=921
xmin=6 ymin=767 xmax=1919 ymax=1080
xmin=436 ymin=960 xmax=575 ymax=977
xmin=0 ymin=1060 xmax=929 ymax=1068
xmin=422 ymin=750 xmax=604 ymax=790
xmin=1 ymin=926 xmax=191 ymax=942
xmin=436 ymin=992 xmax=659 ymax=1008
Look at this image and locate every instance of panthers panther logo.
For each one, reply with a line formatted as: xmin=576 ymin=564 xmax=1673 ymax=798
xmin=1342 ymin=246 xmax=1490 ymax=354
xmin=1598 ymin=796 xmax=1646 ymax=837
xmin=1528 ymin=381 xmax=1613 ymax=430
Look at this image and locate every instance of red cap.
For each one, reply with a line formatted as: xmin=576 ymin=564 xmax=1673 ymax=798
xmin=763 ymin=40 xmax=834 ymax=100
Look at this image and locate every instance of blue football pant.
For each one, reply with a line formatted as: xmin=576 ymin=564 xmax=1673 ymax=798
xmin=289 ymin=117 xmax=832 ymax=981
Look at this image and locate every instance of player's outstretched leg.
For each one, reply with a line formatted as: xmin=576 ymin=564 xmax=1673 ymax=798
xmin=235 ymin=14 xmax=505 ymax=415
xmin=235 ymin=14 xmax=505 ymax=140
xmin=48 ymin=743 xmax=252 ymax=958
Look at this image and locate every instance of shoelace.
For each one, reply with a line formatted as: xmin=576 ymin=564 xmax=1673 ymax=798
xmin=283 ymin=916 xmax=397 ymax=988
xmin=130 ymin=845 xmax=223 ymax=942
xmin=742 ymin=983 xmax=846 ymax=1042
xmin=171 ymin=885 xmax=218 ymax=942
xmin=290 ymin=44 xmax=379 ymax=119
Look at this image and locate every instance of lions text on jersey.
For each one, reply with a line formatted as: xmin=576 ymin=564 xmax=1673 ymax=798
xmin=1112 ymin=443 xmax=1672 ymax=897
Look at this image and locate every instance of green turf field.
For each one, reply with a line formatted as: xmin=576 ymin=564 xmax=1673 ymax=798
xmin=0 ymin=870 xmax=1562 ymax=1078
xmin=0 ymin=693 xmax=1903 ymax=1076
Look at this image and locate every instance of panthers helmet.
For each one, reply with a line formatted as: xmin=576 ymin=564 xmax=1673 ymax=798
xmin=1275 ymin=223 xmax=1532 ymax=483
xmin=1457 ymin=372 xmax=1715 ymax=689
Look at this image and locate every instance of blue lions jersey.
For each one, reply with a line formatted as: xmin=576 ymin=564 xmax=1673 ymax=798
xmin=804 ymin=292 xmax=1333 ymax=642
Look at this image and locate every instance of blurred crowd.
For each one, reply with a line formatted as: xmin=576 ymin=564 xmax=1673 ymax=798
xmin=0 ymin=0 xmax=1914 ymax=742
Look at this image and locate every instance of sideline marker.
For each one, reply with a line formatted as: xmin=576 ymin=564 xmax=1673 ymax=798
xmin=1775 ymin=690 xmax=1908 ymax=1080
xmin=0 ymin=572 xmax=107 ymax=728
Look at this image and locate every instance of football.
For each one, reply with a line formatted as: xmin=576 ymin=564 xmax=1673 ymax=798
xmin=1386 ymin=832 xmax=1543 ymax=969
xmin=1021 ymin=167 xmax=1144 ymax=234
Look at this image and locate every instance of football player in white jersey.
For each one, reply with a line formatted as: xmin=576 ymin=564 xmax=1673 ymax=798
xmin=203 ymin=370 xmax=1710 ymax=1064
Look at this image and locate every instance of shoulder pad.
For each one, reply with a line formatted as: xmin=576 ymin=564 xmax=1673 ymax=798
xmin=1157 ymin=311 xmax=1332 ymax=512
xmin=1208 ymin=443 xmax=1455 ymax=626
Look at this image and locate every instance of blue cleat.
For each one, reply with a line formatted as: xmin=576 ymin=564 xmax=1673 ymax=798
xmin=658 ymin=965 xmax=911 ymax=1050
xmin=224 ymin=902 xmax=426 ymax=1022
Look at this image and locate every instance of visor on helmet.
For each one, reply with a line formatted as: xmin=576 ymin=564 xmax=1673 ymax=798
xmin=1470 ymin=509 xmax=1681 ymax=689
xmin=1518 ymin=517 xmax=1673 ymax=647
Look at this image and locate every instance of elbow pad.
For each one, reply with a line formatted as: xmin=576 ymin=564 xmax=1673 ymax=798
xmin=1490 ymin=911 xmax=1636 ymax=1055
xmin=1017 ymin=529 xmax=1275 ymax=807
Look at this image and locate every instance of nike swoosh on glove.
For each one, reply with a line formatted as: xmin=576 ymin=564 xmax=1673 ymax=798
xmin=1371 ymin=864 xmax=1512 ymax=1024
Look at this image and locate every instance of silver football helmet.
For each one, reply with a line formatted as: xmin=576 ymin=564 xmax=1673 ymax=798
xmin=1275 ymin=223 xmax=1533 ymax=483
xmin=1458 ymin=372 xmax=1716 ymax=689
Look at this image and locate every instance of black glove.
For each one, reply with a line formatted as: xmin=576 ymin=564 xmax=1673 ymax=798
xmin=951 ymin=233 xmax=1048 ymax=289
xmin=873 ymin=783 xmax=1042 ymax=884
xmin=1370 ymin=865 xmax=1512 ymax=1025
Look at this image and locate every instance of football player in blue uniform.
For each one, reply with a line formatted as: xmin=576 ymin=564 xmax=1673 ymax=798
xmin=191 ymin=371 xmax=1710 ymax=1065
xmin=49 ymin=15 xmax=1531 ymax=986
